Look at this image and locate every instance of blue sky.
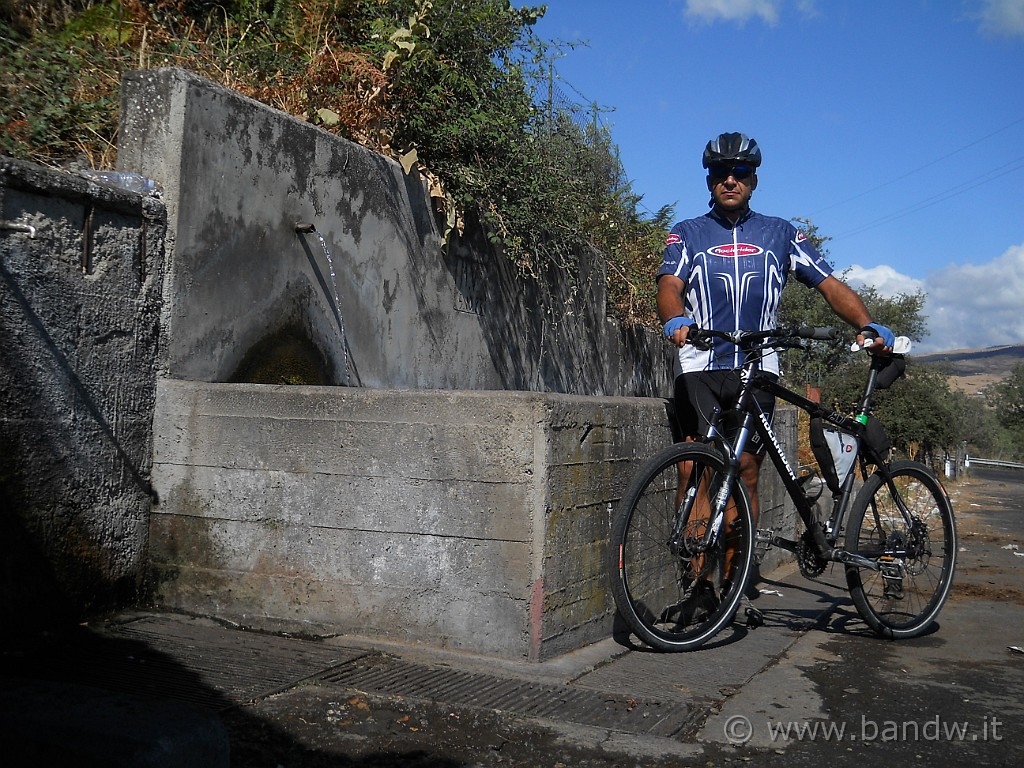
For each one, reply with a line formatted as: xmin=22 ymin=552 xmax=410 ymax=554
xmin=530 ymin=0 xmax=1024 ymax=353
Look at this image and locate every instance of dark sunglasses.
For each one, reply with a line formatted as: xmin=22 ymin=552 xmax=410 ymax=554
xmin=708 ymin=164 xmax=755 ymax=181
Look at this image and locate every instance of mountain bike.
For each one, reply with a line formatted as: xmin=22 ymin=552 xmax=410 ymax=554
xmin=607 ymin=326 xmax=957 ymax=652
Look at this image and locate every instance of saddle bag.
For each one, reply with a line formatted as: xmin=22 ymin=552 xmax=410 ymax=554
xmin=810 ymin=415 xmax=892 ymax=494
xmin=809 ymin=417 xmax=859 ymax=494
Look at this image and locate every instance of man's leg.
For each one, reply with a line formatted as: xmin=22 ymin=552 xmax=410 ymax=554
xmin=735 ymin=449 xmax=765 ymax=596
xmin=739 ymin=450 xmax=764 ymax=526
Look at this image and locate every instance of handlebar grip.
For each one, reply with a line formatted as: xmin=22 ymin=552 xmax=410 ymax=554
xmin=797 ymin=325 xmax=839 ymax=341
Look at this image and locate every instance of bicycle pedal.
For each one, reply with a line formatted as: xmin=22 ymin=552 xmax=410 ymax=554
xmin=754 ymin=528 xmax=775 ymax=565
xmin=744 ymin=606 xmax=764 ymax=628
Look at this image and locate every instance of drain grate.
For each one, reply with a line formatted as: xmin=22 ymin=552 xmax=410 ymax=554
xmin=319 ymin=655 xmax=700 ymax=739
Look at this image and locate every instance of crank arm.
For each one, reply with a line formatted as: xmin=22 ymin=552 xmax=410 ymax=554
xmin=831 ymin=549 xmax=880 ymax=571
xmin=769 ymin=535 xmax=799 ymax=553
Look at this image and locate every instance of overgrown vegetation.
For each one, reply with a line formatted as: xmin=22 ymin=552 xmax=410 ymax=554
xmin=987 ymin=364 xmax=1024 ymax=458
xmin=0 ymin=0 xmax=669 ymax=323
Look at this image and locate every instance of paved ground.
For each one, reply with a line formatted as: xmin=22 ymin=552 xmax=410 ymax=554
xmin=2 ymin=467 xmax=1022 ymax=767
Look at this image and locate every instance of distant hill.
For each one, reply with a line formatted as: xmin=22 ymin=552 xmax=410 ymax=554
xmin=914 ymin=344 xmax=1024 ymax=394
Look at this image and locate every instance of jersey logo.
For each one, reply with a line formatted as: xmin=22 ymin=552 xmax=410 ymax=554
xmin=795 ymin=230 xmax=808 ymax=243
xmin=666 ymin=234 xmax=682 ymax=246
xmin=708 ymin=243 xmax=764 ymax=258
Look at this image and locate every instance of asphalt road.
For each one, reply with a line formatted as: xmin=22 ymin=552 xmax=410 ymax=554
xmin=699 ymin=465 xmax=1024 ymax=767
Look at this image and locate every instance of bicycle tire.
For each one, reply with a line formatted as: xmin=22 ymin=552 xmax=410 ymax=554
xmin=608 ymin=442 xmax=755 ymax=652
xmin=844 ymin=460 xmax=957 ymax=639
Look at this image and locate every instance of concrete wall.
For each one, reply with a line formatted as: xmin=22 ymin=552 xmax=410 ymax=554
xmin=117 ymin=67 xmax=672 ymax=396
xmin=0 ymin=158 xmax=165 ymax=621
xmin=118 ymin=67 xmax=697 ymax=658
xmin=150 ymin=379 xmax=799 ymax=660
xmin=150 ymin=381 xmax=676 ymax=659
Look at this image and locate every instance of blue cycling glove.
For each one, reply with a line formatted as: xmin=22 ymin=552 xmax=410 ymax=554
xmin=663 ymin=315 xmax=694 ymax=338
xmin=861 ymin=322 xmax=895 ymax=349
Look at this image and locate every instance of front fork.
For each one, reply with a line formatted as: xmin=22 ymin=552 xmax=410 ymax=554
xmin=668 ymin=407 xmax=743 ymax=556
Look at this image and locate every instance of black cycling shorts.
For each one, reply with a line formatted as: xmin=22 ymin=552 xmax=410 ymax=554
xmin=673 ymin=369 xmax=778 ymax=455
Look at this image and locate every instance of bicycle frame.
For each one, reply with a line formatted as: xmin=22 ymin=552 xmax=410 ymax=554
xmin=695 ymin=339 xmax=909 ymax=573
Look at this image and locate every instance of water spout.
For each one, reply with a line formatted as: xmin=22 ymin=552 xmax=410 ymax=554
xmin=295 ymin=222 xmax=350 ymax=384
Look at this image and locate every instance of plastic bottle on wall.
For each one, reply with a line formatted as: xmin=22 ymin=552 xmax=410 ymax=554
xmin=79 ymin=169 xmax=162 ymax=196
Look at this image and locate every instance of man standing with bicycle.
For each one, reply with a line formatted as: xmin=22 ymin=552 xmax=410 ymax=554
xmin=656 ymin=131 xmax=894 ymax=594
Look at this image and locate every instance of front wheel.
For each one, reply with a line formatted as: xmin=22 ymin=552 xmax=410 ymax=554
xmin=608 ymin=442 xmax=755 ymax=652
xmin=844 ymin=460 xmax=957 ymax=639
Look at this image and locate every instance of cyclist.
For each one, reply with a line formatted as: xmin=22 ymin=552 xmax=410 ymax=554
xmin=657 ymin=131 xmax=894 ymax=598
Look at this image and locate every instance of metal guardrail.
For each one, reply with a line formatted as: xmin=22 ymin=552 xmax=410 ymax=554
xmin=966 ymin=456 xmax=1024 ymax=470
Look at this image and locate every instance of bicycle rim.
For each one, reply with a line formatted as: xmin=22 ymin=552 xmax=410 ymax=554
xmin=845 ymin=460 xmax=957 ymax=639
xmin=608 ymin=443 xmax=754 ymax=652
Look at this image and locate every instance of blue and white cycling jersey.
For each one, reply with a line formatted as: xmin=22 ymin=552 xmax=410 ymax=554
xmin=658 ymin=208 xmax=833 ymax=376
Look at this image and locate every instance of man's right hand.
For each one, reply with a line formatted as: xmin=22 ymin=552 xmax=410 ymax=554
xmin=857 ymin=322 xmax=896 ymax=354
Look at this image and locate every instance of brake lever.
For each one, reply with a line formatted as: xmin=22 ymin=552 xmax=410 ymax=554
xmin=689 ymin=335 xmax=713 ymax=351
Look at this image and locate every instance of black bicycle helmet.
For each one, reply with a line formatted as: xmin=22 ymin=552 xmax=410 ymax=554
xmin=702 ymin=132 xmax=762 ymax=169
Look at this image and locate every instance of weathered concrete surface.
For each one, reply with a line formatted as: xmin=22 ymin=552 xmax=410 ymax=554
xmin=151 ymin=379 xmax=800 ymax=660
xmin=117 ymin=67 xmax=694 ymax=659
xmin=150 ymin=380 xmax=676 ymax=659
xmin=0 ymin=158 xmax=165 ymax=621
xmin=118 ymin=67 xmax=671 ymax=397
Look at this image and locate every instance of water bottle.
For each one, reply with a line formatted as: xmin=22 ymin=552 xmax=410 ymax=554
xmin=79 ymin=169 xmax=162 ymax=196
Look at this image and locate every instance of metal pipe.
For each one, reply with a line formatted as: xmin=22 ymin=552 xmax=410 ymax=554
xmin=0 ymin=221 xmax=37 ymax=238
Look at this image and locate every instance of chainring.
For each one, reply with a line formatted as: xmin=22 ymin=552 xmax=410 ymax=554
xmin=797 ymin=523 xmax=830 ymax=578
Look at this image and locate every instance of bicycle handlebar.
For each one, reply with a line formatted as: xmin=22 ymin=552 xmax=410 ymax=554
xmin=796 ymin=325 xmax=840 ymax=341
xmin=686 ymin=325 xmax=911 ymax=355
xmin=686 ymin=325 xmax=840 ymax=349
xmin=850 ymin=333 xmax=913 ymax=355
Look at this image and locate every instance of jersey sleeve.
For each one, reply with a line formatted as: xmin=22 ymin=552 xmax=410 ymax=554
xmin=789 ymin=226 xmax=833 ymax=288
xmin=658 ymin=225 xmax=689 ymax=281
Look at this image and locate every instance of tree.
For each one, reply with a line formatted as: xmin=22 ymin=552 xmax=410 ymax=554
xmin=778 ymin=219 xmax=928 ymax=391
xmin=991 ymin=364 xmax=1024 ymax=430
xmin=951 ymin=391 xmax=1004 ymax=457
xmin=989 ymin=364 xmax=1024 ymax=457
xmin=0 ymin=0 xmax=669 ymax=322
xmin=819 ymin=361 xmax=959 ymax=459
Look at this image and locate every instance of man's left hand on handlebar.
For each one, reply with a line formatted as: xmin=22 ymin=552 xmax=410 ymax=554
xmin=663 ymin=315 xmax=694 ymax=347
xmin=857 ymin=322 xmax=895 ymax=353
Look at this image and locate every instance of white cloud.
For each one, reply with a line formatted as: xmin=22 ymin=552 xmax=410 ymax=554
xmin=916 ymin=243 xmax=1024 ymax=353
xmin=684 ymin=0 xmax=781 ymax=25
xmin=975 ymin=0 xmax=1024 ymax=38
xmin=843 ymin=264 xmax=925 ymax=298
xmin=683 ymin=0 xmax=820 ymax=26
xmin=839 ymin=248 xmax=1024 ymax=354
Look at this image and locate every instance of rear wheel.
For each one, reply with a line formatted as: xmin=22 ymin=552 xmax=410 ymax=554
xmin=608 ymin=442 xmax=755 ymax=651
xmin=844 ymin=460 xmax=956 ymax=638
